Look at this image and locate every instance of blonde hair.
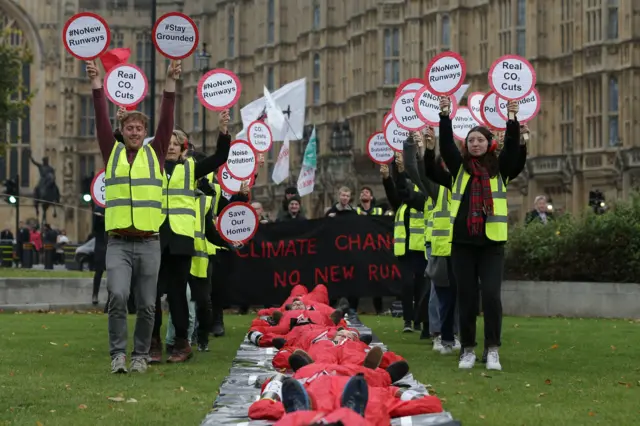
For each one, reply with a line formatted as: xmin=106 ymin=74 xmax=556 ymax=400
xmin=120 ymin=111 xmax=149 ymax=128
xmin=172 ymin=129 xmax=189 ymax=150
xmin=338 ymin=186 xmax=351 ymax=195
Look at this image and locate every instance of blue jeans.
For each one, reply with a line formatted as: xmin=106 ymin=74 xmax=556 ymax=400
xmin=433 ymin=257 xmax=460 ymax=344
xmin=166 ymin=286 xmax=196 ymax=345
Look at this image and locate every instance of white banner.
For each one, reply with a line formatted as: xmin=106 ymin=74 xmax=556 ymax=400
xmin=297 ymin=165 xmax=315 ymax=197
xmin=271 ymin=136 xmax=290 ymax=184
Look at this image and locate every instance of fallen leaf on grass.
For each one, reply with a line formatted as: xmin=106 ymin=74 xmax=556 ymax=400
xmin=611 ymin=345 xmax=617 ymax=351
xmin=63 ymin=344 xmax=69 ymax=347
xmin=78 ymin=404 xmax=87 ymax=410
xmin=108 ymin=397 xmax=125 ymax=402
xmin=494 ymin=387 xmax=502 ymax=392
xmin=479 ymin=415 xmax=486 ymax=420
xmin=588 ymin=411 xmax=596 ymax=416
xmin=49 ymin=410 xmax=55 ymax=413
xmin=617 ymin=382 xmax=632 ymax=388
xmin=545 ymin=379 xmax=552 ymax=385
xmin=37 ymin=422 xmax=44 ymax=426
xmin=480 ymin=372 xmax=492 ymax=378
xmin=41 ymin=325 xmax=48 ymax=329
xmin=550 ymin=344 xmax=559 ymax=349
xmin=535 ymin=404 xmax=541 ymax=408
xmin=126 ymin=398 xmax=137 ymax=403
xmin=513 ymin=324 xmax=519 ymax=328
xmin=49 ymin=342 xmax=57 ymax=346
xmin=525 ymin=383 xmax=531 ymax=387
xmin=538 ymin=393 xmax=546 ymax=397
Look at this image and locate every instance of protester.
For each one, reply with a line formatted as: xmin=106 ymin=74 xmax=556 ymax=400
xmin=150 ymin=110 xmax=232 ymax=364
xmin=277 ymin=195 xmax=306 ymax=222
xmin=278 ymin=187 xmax=306 ymax=220
xmin=252 ymin=201 xmax=271 ymax=224
xmin=525 ymin=195 xmax=552 ymax=225
xmin=438 ymin=96 xmax=523 ymax=371
xmin=382 ymin=156 xmax=428 ymax=333
xmin=91 ymin=206 xmax=107 ymax=306
xmin=326 ymin=187 xmax=356 ymax=217
xmin=87 ymin=58 xmax=180 ymax=373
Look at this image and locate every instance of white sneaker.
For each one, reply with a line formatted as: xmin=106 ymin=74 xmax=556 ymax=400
xmin=486 ymin=348 xmax=502 ymax=371
xmin=432 ymin=336 xmax=443 ymax=352
xmin=439 ymin=344 xmax=454 ymax=355
xmin=458 ymin=350 xmax=476 ymax=369
xmin=453 ymin=337 xmax=461 ymax=351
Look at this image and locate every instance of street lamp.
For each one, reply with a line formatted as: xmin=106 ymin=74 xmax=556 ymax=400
xmin=198 ymin=42 xmax=212 ymax=153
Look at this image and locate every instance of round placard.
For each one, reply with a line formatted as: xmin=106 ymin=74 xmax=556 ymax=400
xmin=226 ymin=140 xmax=257 ymax=180
xmin=104 ymin=64 xmax=149 ymax=108
xmin=216 ymin=202 xmax=259 ymax=244
xmin=414 ymin=86 xmax=459 ymax=127
xmin=391 ymin=90 xmax=427 ymax=132
xmin=467 ymin=92 xmax=486 ymax=125
xmin=479 ymin=91 xmax=506 ymax=131
xmin=383 ymin=118 xmax=409 ymax=152
xmin=198 ymin=69 xmax=242 ymax=111
xmin=395 ymin=78 xmax=425 ymax=98
xmin=152 ymin=12 xmax=199 ymax=60
xmin=367 ymin=132 xmax=394 ymax=165
xmin=247 ymin=121 xmax=273 ymax=153
xmin=383 ymin=112 xmax=393 ymax=128
xmin=488 ymin=55 xmax=537 ymax=101
xmin=90 ymin=169 xmax=106 ymax=208
xmin=62 ymin=12 xmax=110 ymax=60
xmin=217 ymin=164 xmax=256 ymax=195
xmin=495 ymin=88 xmax=541 ymax=123
xmin=451 ymin=107 xmax=480 ymax=142
xmin=424 ymin=51 xmax=466 ymax=96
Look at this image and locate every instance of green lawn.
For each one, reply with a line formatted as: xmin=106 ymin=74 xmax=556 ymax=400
xmin=1 ymin=313 xmax=638 ymax=426
xmin=0 ymin=268 xmax=93 ymax=278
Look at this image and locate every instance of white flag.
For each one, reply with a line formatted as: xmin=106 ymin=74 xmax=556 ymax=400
xmin=271 ymin=136 xmax=290 ymax=184
xmin=453 ymin=84 xmax=470 ymax=104
xmin=264 ymin=86 xmax=286 ymax=133
xmin=296 ymin=166 xmax=316 ymax=197
xmin=240 ymin=78 xmax=307 ymax=141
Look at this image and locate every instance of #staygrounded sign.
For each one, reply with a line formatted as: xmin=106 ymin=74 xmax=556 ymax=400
xmin=152 ymin=12 xmax=199 ymax=59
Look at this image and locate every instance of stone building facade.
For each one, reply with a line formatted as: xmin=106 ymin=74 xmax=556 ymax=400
xmin=0 ymin=0 xmax=638 ymax=238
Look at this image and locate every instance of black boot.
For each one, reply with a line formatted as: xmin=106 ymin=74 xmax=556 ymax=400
xmin=211 ymin=308 xmax=225 ymax=337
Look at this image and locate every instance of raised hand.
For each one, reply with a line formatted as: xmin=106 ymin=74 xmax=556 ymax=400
xmin=507 ymin=100 xmax=519 ymax=120
xmin=380 ymin=164 xmax=389 ymax=179
xmin=520 ymin=124 xmax=530 ymax=143
xmin=258 ymin=153 xmax=265 ymax=168
xmin=395 ymin=152 xmax=404 ymax=173
xmin=239 ymin=180 xmax=250 ymax=196
xmin=86 ymin=60 xmax=101 ymax=89
xmin=424 ymin=126 xmax=436 ymax=150
xmin=219 ymin=109 xmax=230 ymax=134
xmin=167 ymin=60 xmax=182 ymax=80
xmin=116 ymin=107 xmax=126 ymax=122
xmin=439 ymin=96 xmax=451 ymax=115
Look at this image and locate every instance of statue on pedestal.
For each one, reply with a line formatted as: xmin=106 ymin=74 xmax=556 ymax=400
xmin=29 ymin=149 xmax=61 ymax=225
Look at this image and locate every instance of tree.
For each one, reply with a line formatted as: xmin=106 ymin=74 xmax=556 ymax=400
xmin=0 ymin=30 xmax=34 ymax=156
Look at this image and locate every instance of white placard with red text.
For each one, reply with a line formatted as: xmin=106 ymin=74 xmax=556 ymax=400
xmin=496 ymin=88 xmax=541 ymax=123
xmin=424 ymin=52 xmax=466 ymax=96
xmin=217 ymin=165 xmax=255 ymax=195
xmin=391 ymin=90 xmax=427 ymax=132
xmin=488 ymin=55 xmax=536 ymax=100
xmin=383 ymin=119 xmax=409 ymax=152
xmin=247 ymin=121 xmax=273 ymax=153
xmin=152 ymin=12 xmax=199 ymax=59
xmin=225 ymin=140 xmax=257 ymax=180
xmin=414 ymin=86 xmax=459 ymax=127
xmin=451 ymin=107 xmax=480 ymax=142
xmin=104 ymin=64 xmax=149 ymax=108
xmin=467 ymin=92 xmax=486 ymax=125
xmin=216 ymin=202 xmax=259 ymax=244
xmin=480 ymin=91 xmax=506 ymax=131
xmin=198 ymin=69 xmax=242 ymax=111
xmin=367 ymin=132 xmax=394 ymax=164
xmin=62 ymin=12 xmax=110 ymax=60
xmin=90 ymin=169 xmax=106 ymax=208
xmin=395 ymin=78 xmax=425 ymax=97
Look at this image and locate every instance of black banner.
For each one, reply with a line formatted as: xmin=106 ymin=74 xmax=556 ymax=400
xmin=226 ymin=215 xmax=405 ymax=305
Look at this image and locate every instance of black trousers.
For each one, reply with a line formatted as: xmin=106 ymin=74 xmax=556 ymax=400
xmin=189 ymin=274 xmax=213 ymax=345
xmin=210 ymin=252 xmax=229 ymax=321
xmin=92 ymin=269 xmax=104 ymax=297
xmin=451 ymin=243 xmax=504 ymax=348
xmin=433 ymin=258 xmax=458 ymax=344
xmin=153 ymin=252 xmax=192 ymax=340
xmin=398 ymin=251 xmax=428 ymax=324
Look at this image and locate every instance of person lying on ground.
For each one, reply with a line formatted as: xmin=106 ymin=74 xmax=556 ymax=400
xmin=249 ymin=373 xmax=443 ymax=425
xmin=256 ymin=284 xmax=338 ymax=318
xmin=252 ymin=296 xmax=349 ymax=329
xmin=247 ymin=308 xmax=346 ymax=346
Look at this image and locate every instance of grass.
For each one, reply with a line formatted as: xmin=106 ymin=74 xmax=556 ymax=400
xmin=0 ymin=268 xmax=94 ymax=278
xmin=1 ymin=313 xmax=639 ymax=426
xmin=363 ymin=315 xmax=640 ymax=425
xmin=0 ymin=312 xmax=252 ymax=426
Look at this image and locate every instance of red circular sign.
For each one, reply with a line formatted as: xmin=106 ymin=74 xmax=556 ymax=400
xmin=90 ymin=168 xmax=106 ymax=208
xmin=62 ymin=12 xmax=111 ymax=60
xmin=424 ymin=51 xmax=466 ymax=96
xmin=395 ymin=78 xmax=425 ymax=98
xmin=151 ymin=12 xmax=199 ymax=60
xmin=215 ymin=202 xmax=259 ymax=245
xmin=197 ymin=69 xmax=242 ymax=111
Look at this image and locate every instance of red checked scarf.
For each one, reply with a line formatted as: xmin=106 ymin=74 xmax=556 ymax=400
xmin=468 ymin=158 xmax=494 ymax=235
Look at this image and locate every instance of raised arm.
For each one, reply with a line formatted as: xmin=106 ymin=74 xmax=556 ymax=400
xmin=423 ymin=147 xmax=453 ymax=189
xmin=402 ymin=134 xmax=428 ymax=196
xmin=438 ymin=97 xmax=462 ymax=177
xmin=498 ymin=101 xmax=523 ymax=182
xmin=195 ymin=110 xmax=232 ymax=179
xmin=151 ymin=61 xmax=181 ymax=169
xmin=380 ymin=164 xmax=401 ymax=211
xmin=395 ymin=171 xmax=427 ymax=212
xmin=86 ymin=60 xmax=116 ymax=164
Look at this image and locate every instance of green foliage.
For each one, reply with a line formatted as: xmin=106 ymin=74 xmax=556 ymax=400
xmin=0 ymin=31 xmax=34 ymax=156
xmin=505 ymin=193 xmax=640 ymax=283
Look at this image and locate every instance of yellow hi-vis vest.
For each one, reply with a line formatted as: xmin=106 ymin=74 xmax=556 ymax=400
xmin=191 ymin=193 xmax=214 ymax=278
xmin=424 ymin=198 xmax=436 ymax=244
xmin=450 ymin=168 xmax=509 ymax=242
xmin=356 ymin=206 xmax=383 ymax=215
xmin=431 ymin=186 xmax=453 ymax=257
xmin=393 ymin=189 xmax=427 ymax=256
xmin=104 ymin=143 xmax=164 ymax=232
xmin=161 ymin=157 xmax=196 ymax=238
xmin=205 ymin=183 xmax=223 ymax=256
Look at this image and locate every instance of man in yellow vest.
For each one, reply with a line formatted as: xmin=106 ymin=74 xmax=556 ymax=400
xmin=86 ymin=59 xmax=180 ymax=374
xmin=383 ymin=155 xmax=428 ymax=333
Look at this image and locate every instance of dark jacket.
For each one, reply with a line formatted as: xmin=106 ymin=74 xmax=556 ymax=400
xmin=276 ymin=212 xmax=306 ymax=222
xmin=325 ymin=202 xmax=357 ymax=216
xmin=525 ymin=210 xmax=553 ymax=226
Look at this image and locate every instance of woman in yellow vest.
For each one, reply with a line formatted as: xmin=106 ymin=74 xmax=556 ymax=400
xmin=437 ymin=96 xmax=524 ymax=371
xmin=150 ymin=111 xmax=231 ymax=364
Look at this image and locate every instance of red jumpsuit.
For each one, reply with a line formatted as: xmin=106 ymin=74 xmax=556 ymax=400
xmin=275 ymin=408 xmax=374 ymax=426
xmin=257 ymin=285 xmax=330 ymax=316
xmin=248 ymin=374 xmax=443 ymax=425
xmin=250 ymin=310 xmax=346 ymax=348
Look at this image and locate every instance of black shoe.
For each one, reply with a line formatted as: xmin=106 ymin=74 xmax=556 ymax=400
xmin=289 ymin=350 xmax=313 ymax=372
xmin=386 ymin=360 xmax=410 ymax=383
xmin=481 ymin=347 xmax=488 ymax=363
xmin=282 ymin=377 xmax=311 ymax=413
xmin=92 ymin=294 xmax=98 ymax=305
xmin=340 ymin=373 xmax=368 ymax=417
xmin=197 ymin=343 xmax=210 ymax=352
xmin=330 ymin=309 xmax=344 ymax=325
xmin=413 ymin=322 xmax=421 ymax=332
xmin=212 ymin=323 xmax=225 ymax=337
xmin=402 ymin=321 xmax=413 ymax=333
xmin=359 ymin=334 xmax=373 ymax=345
xmin=272 ymin=337 xmax=287 ymax=349
xmin=335 ymin=297 xmax=350 ymax=313
xmin=419 ymin=329 xmax=431 ymax=340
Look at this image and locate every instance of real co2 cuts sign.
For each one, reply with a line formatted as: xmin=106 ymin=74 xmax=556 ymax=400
xmin=216 ymin=202 xmax=259 ymax=244
xmin=62 ymin=12 xmax=110 ymax=60
xmin=247 ymin=121 xmax=273 ymax=153
xmin=152 ymin=12 xmax=199 ymax=59
xmin=104 ymin=64 xmax=149 ymax=108
xmin=367 ymin=132 xmax=394 ymax=165
xmin=488 ymin=55 xmax=536 ymax=100
xmin=90 ymin=169 xmax=106 ymax=208
xmin=198 ymin=69 xmax=242 ymax=111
